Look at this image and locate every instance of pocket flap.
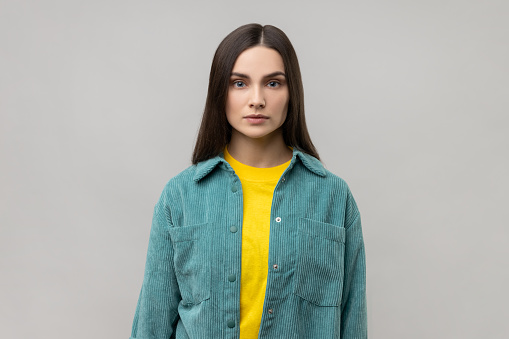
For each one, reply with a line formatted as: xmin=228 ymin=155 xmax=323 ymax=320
xmin=168 ymin=222 xmax=210 ymax=243
xmin=299 ymin=218 xmax=345 ymax=243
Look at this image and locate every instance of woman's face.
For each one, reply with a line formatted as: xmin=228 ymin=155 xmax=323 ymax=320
xmin=226 ymin=46 xmax=289 ymax=143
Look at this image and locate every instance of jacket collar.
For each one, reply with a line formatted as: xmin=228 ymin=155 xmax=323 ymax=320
xmin=193 ymin=147 xmax=326 ymax=182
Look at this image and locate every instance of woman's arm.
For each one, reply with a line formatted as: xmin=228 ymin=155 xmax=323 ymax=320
xmin=340 ymin=190 xmax=368 ymax=338
xmin=130 ymin=197 xmax=181 ymax=339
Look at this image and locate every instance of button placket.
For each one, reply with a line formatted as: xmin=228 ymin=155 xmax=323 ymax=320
xmin=226 ymin=174 xmax=241 ymax=332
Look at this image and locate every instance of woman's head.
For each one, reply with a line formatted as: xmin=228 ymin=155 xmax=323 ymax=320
xmin=192 ymin=23 xmax=319 ymax=164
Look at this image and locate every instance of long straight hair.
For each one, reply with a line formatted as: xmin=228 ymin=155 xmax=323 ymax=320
xmin=192 ymin=23 xmax=319 ymax=164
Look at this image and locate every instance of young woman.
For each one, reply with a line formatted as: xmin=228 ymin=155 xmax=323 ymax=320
xmin=130 ymin=23 xmax=367 ymax=339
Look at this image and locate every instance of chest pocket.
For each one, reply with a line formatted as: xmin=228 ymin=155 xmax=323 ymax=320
xmin=293 ymin=218 xmax=346 ymax=307
xmin=168 ymin=222 xmax=211 ymax=305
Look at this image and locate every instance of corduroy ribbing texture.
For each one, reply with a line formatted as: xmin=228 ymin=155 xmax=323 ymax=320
xmin=130 ymin=148 xmax=367 ymax=339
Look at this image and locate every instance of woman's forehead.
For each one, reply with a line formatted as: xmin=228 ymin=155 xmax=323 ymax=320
xmin=232 ymin=46 xmax=285 ymax=74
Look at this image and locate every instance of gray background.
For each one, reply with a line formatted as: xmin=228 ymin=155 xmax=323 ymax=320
xmin=1 ymin=0 xmax=508 ymax=338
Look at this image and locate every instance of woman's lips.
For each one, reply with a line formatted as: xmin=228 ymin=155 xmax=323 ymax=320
xmin=245 ymin=115 xmax=268 ymax=124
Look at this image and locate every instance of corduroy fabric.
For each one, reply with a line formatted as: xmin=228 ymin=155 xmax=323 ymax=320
xmin=130 ymin=148 xmax=367 ymax=339
xmin=224 ymin=146 xmax=291 ymax=338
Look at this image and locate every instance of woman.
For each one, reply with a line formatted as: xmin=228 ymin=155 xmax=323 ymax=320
xmin=130 ymin=23 xmax=367 ymax=339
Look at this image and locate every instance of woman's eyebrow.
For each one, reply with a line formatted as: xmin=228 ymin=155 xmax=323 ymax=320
xmin=230 ymin=71 xmax=286 ymax=79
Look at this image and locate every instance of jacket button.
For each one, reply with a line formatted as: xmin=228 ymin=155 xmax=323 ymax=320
xmin=268 ymin=308 xmax=273 ymax=314
xmin=227 ymin=320 xmax=235 ymax=328
xmin=230 ymin=226 xmax=238 ymax=233
xmin=231 ymin=185 xmax=238 ymax=192
xmin=228 ymin=274 xmax=236 ymax=282
xmin=275 ymin=217 xmax=281 ymax=222
xmin=273 ymin=264 xmax=279 ymax=270
xmin=281 ymin=177 xmax=286 ymax=182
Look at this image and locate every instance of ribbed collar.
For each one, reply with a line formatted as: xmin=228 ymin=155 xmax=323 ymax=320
xmin=193 ymin=147 xmax=326 ymax=182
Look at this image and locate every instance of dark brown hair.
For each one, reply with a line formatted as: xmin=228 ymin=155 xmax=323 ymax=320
xmin=192 ymin=23 xmax=319 ymax=164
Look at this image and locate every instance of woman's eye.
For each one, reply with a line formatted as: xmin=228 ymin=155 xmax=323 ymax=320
xmin=233 ymin=81 xmax=246 ymax=88
xmin=267 ymin=81 xmax=280 ymax=88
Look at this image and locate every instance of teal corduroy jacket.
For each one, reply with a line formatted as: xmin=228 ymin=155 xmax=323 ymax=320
xmin=130 ymin=148 xmax=367 ymax=338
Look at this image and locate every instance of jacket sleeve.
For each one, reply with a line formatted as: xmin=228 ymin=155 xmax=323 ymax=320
xmin=340 ymin=188 xmax=368 ymax=338
xmin=130 ymin=193 xmax=181 ymax=339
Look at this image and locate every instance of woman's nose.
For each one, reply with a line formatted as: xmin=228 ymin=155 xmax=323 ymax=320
xmin=248 ymin=87 xmax=265 ymax=109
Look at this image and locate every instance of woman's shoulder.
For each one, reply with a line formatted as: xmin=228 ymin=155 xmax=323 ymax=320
xmin=153 ymin=163 xmax=201 ymax=207
xmin=295 ymin=151 xmax=350 ymax=187
xmin=297 ymin=153 xmax=357 ymax=208
xmin=322 ymin=167 xmax=349 ymax=186
xmin=162 ymin=163 xmax=201 ymax=189
xmin=159 ymin=156 xmax=224 ymax=193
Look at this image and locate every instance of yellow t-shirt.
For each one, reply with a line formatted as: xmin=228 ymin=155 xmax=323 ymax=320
xmin=224 ymin=146 xmax=291 ymax=338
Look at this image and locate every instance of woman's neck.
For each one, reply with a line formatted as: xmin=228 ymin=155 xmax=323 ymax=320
xmin=227 ymin=131 xmax=293 ymax=168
